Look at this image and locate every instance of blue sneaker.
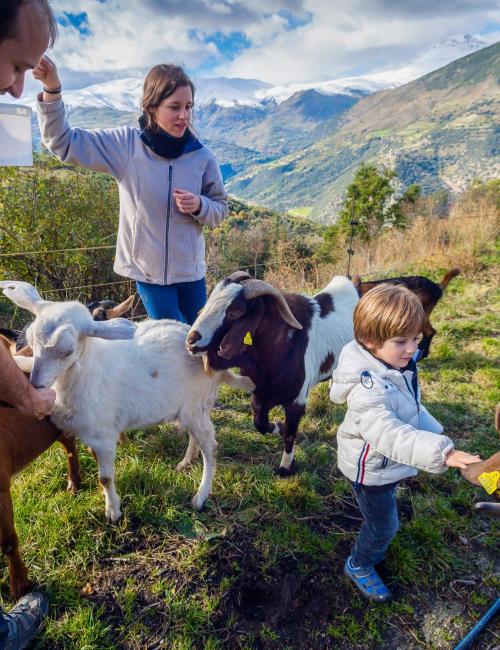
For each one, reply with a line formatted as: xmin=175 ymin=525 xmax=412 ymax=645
xmin=343 ymin=556 xmax=391 ymax=603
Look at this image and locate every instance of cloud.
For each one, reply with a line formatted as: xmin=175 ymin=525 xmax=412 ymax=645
xmin=214 ymin=1 xmax=500 ymax=83
xmin=362 ymin=0 xmax=499 ymax=18
xmin=39 ymin=0 xmax=500 ymax=90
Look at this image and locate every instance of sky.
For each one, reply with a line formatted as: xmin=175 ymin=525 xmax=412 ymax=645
xmin=29 ymin=0 xmax=500 ymax=90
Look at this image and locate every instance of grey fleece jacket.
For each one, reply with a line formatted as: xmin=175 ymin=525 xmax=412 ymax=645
xmin=37 ymin=96 xmax=228 ymax=285
xmin=329 ymin=340 xmax=454 ymax=485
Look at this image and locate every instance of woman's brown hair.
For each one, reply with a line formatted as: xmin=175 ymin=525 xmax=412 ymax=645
xmin=141 ymin=64 xmax=195 ymax=131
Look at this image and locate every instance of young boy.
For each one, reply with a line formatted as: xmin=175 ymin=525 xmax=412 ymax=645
xmin=329 ymin=284 xmax=480 ymax=602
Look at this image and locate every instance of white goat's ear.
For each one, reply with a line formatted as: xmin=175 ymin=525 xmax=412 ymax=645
xmin=0 ymin=281 xmax=49 ymax=314
xmin=83 ymin=317 xmax=137 ymax=340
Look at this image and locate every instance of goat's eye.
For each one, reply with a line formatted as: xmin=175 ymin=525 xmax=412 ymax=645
xmin=63 ymin=350 xmax=74 ymax=358
xmin=226 ymin=307 xmax=244 ymax=321
xmin=226 ymin=299 xmax=246 ymax=321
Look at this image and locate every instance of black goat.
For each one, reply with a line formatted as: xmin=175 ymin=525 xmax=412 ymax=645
xmin=354 ymin=269 xmax=460 ymax=359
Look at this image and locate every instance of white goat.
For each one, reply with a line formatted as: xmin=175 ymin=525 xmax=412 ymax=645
xmin=0 ymin=281 xmax=251 ymax=521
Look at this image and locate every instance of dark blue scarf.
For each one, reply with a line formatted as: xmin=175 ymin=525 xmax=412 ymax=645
xmin=138 ymin=114 xmax=203 ymax=159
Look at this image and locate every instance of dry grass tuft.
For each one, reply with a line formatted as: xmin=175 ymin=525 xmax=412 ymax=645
xmin=265 ymin=195 xmax=498 ymax=293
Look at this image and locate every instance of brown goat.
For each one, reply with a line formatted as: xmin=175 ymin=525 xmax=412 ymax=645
xmin=0 ymin=409 xmax=80 ymax=599
xmin=0 ymin=295 xmax=134 ymax=598
xmin=460 ymin=452 xmax=500 ymax=492
xmin=460 ymin=404 xmax=500 ymax=517
xmin=353 ymin=269 xmax=460 ymax=359
xmin=0 ymin=334 xmax=81 ymax=598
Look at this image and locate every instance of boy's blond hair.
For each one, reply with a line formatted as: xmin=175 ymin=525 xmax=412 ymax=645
xmin=353 ymin=283 xmax=426 ymax=347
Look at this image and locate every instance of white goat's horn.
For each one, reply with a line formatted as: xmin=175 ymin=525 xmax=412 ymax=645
xmin=242 ymin=280 xmax=303 ymax=329
xmin=226 ymin=271 xmax=252 ymax=284
xmin=0 ymin=281 xmax=48 ymax=314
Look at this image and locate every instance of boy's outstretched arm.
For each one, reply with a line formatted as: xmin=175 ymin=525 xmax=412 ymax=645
xmin=348 ymin=387 xmax=471 ymax=473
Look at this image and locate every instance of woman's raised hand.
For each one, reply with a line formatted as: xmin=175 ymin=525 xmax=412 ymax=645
xmin=33 ymin=55 xmax=61 ymax=91
xmin=174 ymin=189 xmax=201 ymax=215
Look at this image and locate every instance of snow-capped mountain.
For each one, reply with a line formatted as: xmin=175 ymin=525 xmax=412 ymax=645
xmin=8 ymin=33 xmax=488 ymax=113
xmin=63 ymin=77 xmax=143 ymax=112
xmin=61 ymin=76 xmax=273 ymax=112
xmin=257 ymin=34 xmax=489 ymax=103
xmin=195 ymin=77 xmax=272 ymax=107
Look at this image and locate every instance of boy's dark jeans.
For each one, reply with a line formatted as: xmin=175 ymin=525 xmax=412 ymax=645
xmin=351 ymin=481 xmax=399 ymax=569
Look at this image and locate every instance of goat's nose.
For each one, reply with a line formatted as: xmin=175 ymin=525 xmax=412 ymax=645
xmin=187 ymin=330 xmax=202 ymax=346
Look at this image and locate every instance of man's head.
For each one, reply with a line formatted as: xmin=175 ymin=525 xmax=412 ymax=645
xmin=354 ymin=283 xmax=426 ymax=368
xmin=0 ymin=0 xmax=57 ymax=98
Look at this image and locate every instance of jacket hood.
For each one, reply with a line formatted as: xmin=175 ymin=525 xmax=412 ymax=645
xmin=330 ymin=340 xmax=401 ymax=403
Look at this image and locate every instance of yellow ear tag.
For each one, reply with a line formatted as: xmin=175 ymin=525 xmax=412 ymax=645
xmin=243 ymin=331 xmax=253 ymax=345
xmin=478 ymin=471 xmax=500 ymax=495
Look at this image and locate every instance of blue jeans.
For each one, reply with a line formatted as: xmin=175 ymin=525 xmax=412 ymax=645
xmin=351 ymin=481 xmax=399 ymax=569
xmin=136 ymin=278 xmax=207 ymax=325
xmin=0 ymin=609 xmax=7 ymax=639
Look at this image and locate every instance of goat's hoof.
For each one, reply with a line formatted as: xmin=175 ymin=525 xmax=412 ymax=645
xmin=277 ymin=460 xmax=297 ymax=477
xmin=176 ymin=461 xmax=190 ymax=471
xmin=191 ymin=494 xmax=207 ymax=511
xmin=67 ymin=480 xmax=80 ymax=493
xmin=105 ymin=509 xmax=122 ymax=524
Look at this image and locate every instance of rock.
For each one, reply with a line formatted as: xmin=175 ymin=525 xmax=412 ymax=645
xmin=421 ymin=598 xmax=464 ymax=649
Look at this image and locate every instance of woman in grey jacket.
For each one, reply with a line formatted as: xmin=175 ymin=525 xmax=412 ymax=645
xmin=33 ymin=58 xmax=228 ymax=324
xmin=330 ymin=284 xmax=481 ymax=603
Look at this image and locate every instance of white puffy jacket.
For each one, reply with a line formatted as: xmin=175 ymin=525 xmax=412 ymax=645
xmin=329 ymin=340 xmax=454 ymax=486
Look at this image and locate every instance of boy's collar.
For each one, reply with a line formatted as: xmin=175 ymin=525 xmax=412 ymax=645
xmin=355 ymin=341 xmax=417 ymax=374
xmin=377 ymin=356 xmax=417 ymax=374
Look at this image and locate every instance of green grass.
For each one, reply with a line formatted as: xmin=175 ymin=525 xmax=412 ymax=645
xmin=1 ymin=270 xmax=499 ymax=649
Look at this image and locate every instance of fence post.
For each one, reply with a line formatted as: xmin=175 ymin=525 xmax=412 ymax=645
xmin=346 ymin=197 xmax=358 ymax=279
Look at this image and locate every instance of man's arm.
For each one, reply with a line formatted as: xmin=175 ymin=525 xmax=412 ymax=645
xmin=0 ymin=345 xmax=54 ymax=418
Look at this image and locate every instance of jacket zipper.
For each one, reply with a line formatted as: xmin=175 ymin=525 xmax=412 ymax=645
xmin=164 ymin=162 xmax=173 ymax=284
xmin=402 ymin=373 xmax=420 ymax=426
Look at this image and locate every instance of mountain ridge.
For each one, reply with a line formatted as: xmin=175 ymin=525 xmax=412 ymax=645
xmin=225 ymin=41 xmax=500 ymax=221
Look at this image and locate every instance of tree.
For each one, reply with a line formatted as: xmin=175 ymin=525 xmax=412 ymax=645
xmin=314 ymin=224 xmax=341 ymax=264
xmin=0 ymin=155 xmax=119 ymax=296
xmin=338 ymin=164 xmax=413 ymax=241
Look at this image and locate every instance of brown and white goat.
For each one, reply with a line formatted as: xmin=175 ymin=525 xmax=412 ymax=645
xmin=354 ymin=269 xmax=460 ymax=359
xmin=187 ymin=272 xmax=358 ymax=475
xmin=0 ymin=401 xmax=80 ymax=600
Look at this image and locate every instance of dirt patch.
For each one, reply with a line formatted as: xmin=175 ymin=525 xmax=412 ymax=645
xmin=41 ymin=491 xmax=499 ymax=650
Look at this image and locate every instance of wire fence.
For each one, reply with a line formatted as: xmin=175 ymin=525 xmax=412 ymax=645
xmin=0 ymin=212 xmax=489 ymax=329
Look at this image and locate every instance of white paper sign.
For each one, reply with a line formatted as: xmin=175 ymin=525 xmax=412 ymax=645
xmin=0 ymin=104 xmax=33 ymax=166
